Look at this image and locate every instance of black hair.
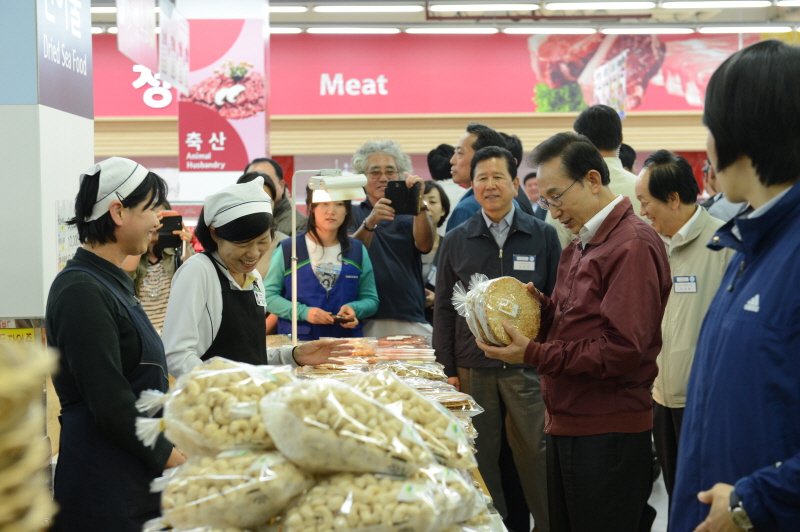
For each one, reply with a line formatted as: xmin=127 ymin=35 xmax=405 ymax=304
xmin=523 ymin=172 xmax=538 ymax=185
xmin=304 ymin=186 xmax=353 ymax=256
xmin=194 ymin=209 xmax=275 ymax=252
xmin=528 ymin=131 xmax=610 ymax=186
xmin=619 ymin=143 xmax=636 ymax=173
xmin=427 ymin=144 xmax=455 ymax=181
xmin=466 ymin=123 xmax=507 ymax=152
xmin=244 ymin=157 xmax=284 ymax=181
xmin=237 ymin=171 xmax=278 ymax=201
xmin=470 ymin=146 xmax=518 ymax=181
xmin=499 ymin=132 xmax=523 ymax=169
xmin=69 ymin=170 xmax=167 ymax=245
xmin=573 ymin=105 xmax=623 ymax=152
xmin=423 ymin=181 xmax=451 ymax=228
xmin=642 ymin=150 xmax=699 ymax=205
xmin=704 ymin=39 xmax=800 ymax=187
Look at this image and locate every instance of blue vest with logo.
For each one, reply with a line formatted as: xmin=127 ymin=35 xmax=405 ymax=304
xmin=277 ymin=233 xmax=364 ymax=340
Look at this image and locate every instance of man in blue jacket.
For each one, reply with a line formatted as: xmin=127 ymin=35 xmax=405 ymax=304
xmin=434 ymin=146 xmax=561 ymax=532
xmin=671 ymin=39 xmax=800 ymax=532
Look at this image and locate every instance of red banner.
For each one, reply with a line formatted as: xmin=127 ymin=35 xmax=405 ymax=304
xmin=93 ymin=32 xmax=764 ymax=118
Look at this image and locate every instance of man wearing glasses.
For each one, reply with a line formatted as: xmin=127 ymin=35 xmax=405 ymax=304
xmin=480 ymin=132 xmax=672 ymax=532
xmin=701 ymin=159 xmax=747 ymax=222
xmin=349 ymin=139 xmax=435 ymax=338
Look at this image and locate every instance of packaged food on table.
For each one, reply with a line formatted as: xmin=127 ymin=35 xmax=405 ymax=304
xmin=277 ymin=471 xmax=443 ymax=532
xmin=377 ymin=335 xmax=431 ymax=348
xmin=370 ymin=348 xmax=436 ymax=364
xmin=411 ymin=465 xmax=485 ymax=525
xmin=373 ymin=361 xmax=448 ymax=381
xmin=348 ymin=371 xmax=476 ymax=469
xmin=295 ymin=360 xmax=369 ymax=381
xmin=259 ymin=380 xmax=434 ymax=476
xmin=266 ymin=335 xmax=292 ymax=348
xmin=143 ymin=518 xmax=269 ymax=532
xmin=135 ymin=358 xmax=296 ymax=456
xmin=452 ymin=274 xmax=540 ymax=346
xmin=451 ymin=412 xmax=479 ymax=443
xmin=425 ymin=391 xmax=484 ymax=417
xmin=0 ymin=344 xmax=55 ymax=433
xmin=154 ymin=450 xmax=313 ymax=530
xmin=402 ymin=377 xmax=457 ymax=393
xmin=320 ymin=337 xmax=378 ymax=358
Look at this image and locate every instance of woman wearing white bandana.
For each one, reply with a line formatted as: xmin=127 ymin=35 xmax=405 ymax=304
xmin=46 ymin=158 xmax=187 ymax=531
xmin=162 ymin=177 xmax=349 ymax=379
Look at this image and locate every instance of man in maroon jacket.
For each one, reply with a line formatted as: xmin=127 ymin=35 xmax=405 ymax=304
xmin=480 ymin=131 xmax=671 ymax=532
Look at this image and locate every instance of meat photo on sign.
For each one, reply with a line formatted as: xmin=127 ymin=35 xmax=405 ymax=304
xmin=528 ymin=34 xmax=666 ymax=112
xmin=181 ymin=60 xmax=266 ymax=119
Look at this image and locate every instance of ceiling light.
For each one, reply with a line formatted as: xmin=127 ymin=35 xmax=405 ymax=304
xmin=90 ymin=6 xmax=117 ymax=13
xmin=777 ymin=0 xmax=800 ymax=5
xmin=503 ymin=26 xmax=597 ymax=33
xmin=546 ymin=2 xmax=655 ymax=9
xmin=661 ymin=0 xmax=770 ymax=7
xmin=154 ymin=27 xmax=161 ymax=34
xmin=314 ymin=5 xmax=424 ymax=12
xmin=429 ymin=3 xmax=539 ymax=11
xmin=307 ymin=27 xmax=402 ymax=34
xmin=269 ymin=27 xmax=303 ymax=34
xmin=268 ymin=5 xmax=309 ymax=12
xmin=91 ymin=27 xmax=105 ymax=34
xmin=405 ymin=27 xmax=500 ymax=33
xmin=602 ymin=26 xmax=694 ymax=33
xmin=698 ymin=25 xmax=793 ymax=32
xmin=107 ymin=27 xmax=118 ymax=34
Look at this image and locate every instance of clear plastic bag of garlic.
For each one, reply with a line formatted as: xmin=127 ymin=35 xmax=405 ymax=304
xmin=259 ymin=380 xmax=434 ymax=476
xmin=410 ymin=464 xmax=486 ymax=525
xmin=277 ymin=472 xmax=443 ymax=532
xmin=348 ymin=370 xmax=476 ymax=470
xmin=153 ymin=450 xmax=313 ymax=530
xmin=136 ymin=358 xmax=296 ymax=457
xmin=143 ymin=516 xmax=270 ymax=532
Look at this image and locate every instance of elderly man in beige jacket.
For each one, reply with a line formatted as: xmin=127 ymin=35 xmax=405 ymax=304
xmin=634 ymin=149 xmax=734 ymax=522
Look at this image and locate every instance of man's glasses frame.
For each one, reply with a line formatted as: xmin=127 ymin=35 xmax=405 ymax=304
xmin=537 ymin=178 xmax=580 ymax=209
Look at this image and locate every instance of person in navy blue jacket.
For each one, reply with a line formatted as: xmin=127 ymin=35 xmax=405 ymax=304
xmin=671 ymin=40 xmax=800 ymax=532
xmin=263 ymin=188 xmax=379 ymax=341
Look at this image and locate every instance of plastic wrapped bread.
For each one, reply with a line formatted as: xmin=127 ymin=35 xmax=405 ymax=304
xmin=373 ymin=361 xmax=448 ymax=382
xmin=452 ymin=274 xmax=540 ymax=347
xmin=259 ymin=380 xmax=434 ymax=476
xmin=155 ymin=450 xmax=313 ymax=530
xmin=278 ymin=472 xmax=440 ymax=532
xmin=349 ymin=371 xmax=476 ymax=470
xmin=136 ymin=358 xmax=296 ymax=456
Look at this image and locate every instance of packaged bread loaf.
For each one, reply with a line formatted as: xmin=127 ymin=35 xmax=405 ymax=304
xmin=452 ymin=274 xmax=540 ymax=346
xmin=136 ymin=358 xmax=296 ymax=456
xmin=349 ymin=371 xmax=476 ymax=470
xmin=277 ymin=472 xmax=441 ymax=532
xmin=259 ymin=380 xmax=434 ymax=476
xmin=373 ymin=361 xmax=448 ymax=382
xmin=155 ymin=450 xmax=313 ymax=530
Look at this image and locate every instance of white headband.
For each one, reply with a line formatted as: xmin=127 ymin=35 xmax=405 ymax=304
xmin=82 ymin=157 xmax=150 ymax=222
xmin=204 ymin=176 xmax=273 ymax=227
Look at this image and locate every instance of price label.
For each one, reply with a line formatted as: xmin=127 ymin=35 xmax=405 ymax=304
xmin=0 ymin=328 xmax=35 ymax=344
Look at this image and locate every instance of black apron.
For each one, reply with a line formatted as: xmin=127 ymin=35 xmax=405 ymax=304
xmin=200 ymin=251 xmax=267 ymax=365
xmin=52 ymin=266 xmax=169 ymax=532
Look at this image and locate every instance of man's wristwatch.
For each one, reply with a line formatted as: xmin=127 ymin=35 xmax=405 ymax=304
xmin=362 ymin=219 xmax=375 ymax=232
xmin=729 ymin=489 xmax=754 ymax=530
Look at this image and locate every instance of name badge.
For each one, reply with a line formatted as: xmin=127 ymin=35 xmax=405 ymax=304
xmin=253 ymin=287 xmax=267 ymax=307
xmin=513 ymin=254 xmax=536 ymax=271
xmin=426 ymin=265 xmax=437 ymax=287
xmin=673 ymin=275 xmax=698 ymax=294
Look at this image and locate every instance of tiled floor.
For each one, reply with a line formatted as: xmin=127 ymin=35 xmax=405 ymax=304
xmin=649 ymin=472 xmax=669 ymax=532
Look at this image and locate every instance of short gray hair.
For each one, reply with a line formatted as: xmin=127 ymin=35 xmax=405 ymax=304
xmin=351 ymin=140 xmax=413 ymax=176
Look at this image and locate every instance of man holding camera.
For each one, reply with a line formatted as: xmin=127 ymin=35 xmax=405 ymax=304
xmin=349 ymin=139 xmax=435 ymax=338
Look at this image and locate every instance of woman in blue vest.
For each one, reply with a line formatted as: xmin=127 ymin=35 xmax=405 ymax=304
xmin=263 ymin=188 xmax=379 ymax=340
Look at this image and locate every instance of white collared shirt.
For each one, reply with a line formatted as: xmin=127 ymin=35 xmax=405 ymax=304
xmin=162 ymin=251 xmax=296 ymax=379
xmin=661 ymin=205 xmax=701 ymax=254
xmin=579 ymin=195 xmax=624 ymax=247
xmin=481 ymin=205 xmax=516 ymax=248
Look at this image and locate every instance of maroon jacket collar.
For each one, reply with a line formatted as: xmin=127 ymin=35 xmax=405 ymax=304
xmin=586 ymin=197 xmax=635 ymax=248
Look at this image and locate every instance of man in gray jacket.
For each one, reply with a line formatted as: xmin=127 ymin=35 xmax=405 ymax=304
xmin=433 ymin=146 xmax=561 ymax=532
xmin=634 ymin=150 xmax=733 ymax=524
xmin=245 ymin=158 xmax=307 ymax=235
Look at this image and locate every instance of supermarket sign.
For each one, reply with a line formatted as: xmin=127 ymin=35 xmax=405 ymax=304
xmin=93 ymin=32 xmax=768 ymax=117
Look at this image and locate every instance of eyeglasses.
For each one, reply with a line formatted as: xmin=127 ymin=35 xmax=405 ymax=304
xmin=367 ymin=169 xmax=398 ymax=179
xmin=537 ymin=178 xmax=580 ymax=209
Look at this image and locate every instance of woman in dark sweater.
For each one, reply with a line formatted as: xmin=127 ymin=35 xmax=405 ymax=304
xmin=46 ymin=158 xmax=186 ymax=532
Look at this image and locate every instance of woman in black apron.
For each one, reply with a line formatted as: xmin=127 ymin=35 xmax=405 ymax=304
xmin=46 ymin=158 xmax=187 ymax=532
xmin=162 ymin=176 xmax=350 ymax=379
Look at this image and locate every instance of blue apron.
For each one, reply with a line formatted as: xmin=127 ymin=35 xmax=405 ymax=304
xmin=52 ymin=267 xmax=169 ymax=532
xmin=277 ymin=234 xmax=364 ymax=340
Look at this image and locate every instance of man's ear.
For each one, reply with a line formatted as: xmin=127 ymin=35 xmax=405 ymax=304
xmin=512 ymin=177 xmax=520 ymax=197
xmin=585 ymin=169 xmax=604 ymax=193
